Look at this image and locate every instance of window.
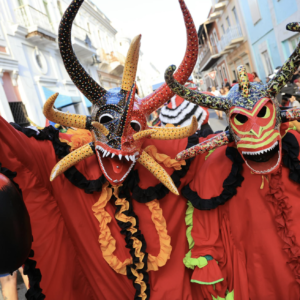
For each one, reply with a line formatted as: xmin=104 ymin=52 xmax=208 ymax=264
xmin=57 ymin=1 xmax=63 ymax=16
xmin=262 ymin=50 xmax=273 ymax=75
xmin=289 ymin=34 xmax=300 ymax=52
xmin=232 ymin=7 xmax=240 ymax=25
xmin=226 ymin=17 xmax=231 ymax=28
xmin=221 ymin=25 xmax=225 ymax=34
xmin=248 ymin=0 xmax=261 ymax=24
xmin=33 ymin=47 xmax=48 ymax=74
xmin=43 ymin=0 xmax=52 ymax=24
xmin=233 ymin=70 xmax=237 ymax=80
xmin=222 ymin=64 xmax=228 ymax=80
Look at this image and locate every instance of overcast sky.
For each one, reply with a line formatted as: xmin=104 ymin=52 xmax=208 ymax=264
xmin=93 ymin=0 xmax=211 ymax=82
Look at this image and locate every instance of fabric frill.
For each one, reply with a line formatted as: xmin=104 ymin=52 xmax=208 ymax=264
xmin=11 ymin=123 xmax=106 ymax=194
xmin=182 ymin=147 xmax=244 ymax=210
xmin=0 ymin=163 xmax=45 ymax=299
xmin=266 ymin=166 xmax=300 ymax=288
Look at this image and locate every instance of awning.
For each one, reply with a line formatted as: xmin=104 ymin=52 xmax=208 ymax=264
xmin=83 ymin=95 xmax=92 ymax=108
xmin=42 ymin=86 xmax=74 ymax=108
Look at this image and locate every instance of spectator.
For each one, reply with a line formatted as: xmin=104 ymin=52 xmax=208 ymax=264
xmin=220 ymin=87 xmax=226 ymax=96
xmin=211 ymin=86 xmax=223 ymax=120
xmin=266 ymin=75 xmax=272 ymax=83
xmin=252 ymin=72 xmax=262 ymax=82
xmin=291 ymin=66 xmax=300 ymax=83
xmin=224 ymin=86 xmax=230 ymax=95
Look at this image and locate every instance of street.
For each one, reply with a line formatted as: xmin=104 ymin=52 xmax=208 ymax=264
xmin=207 ymin=109 xmax=228 ymax=132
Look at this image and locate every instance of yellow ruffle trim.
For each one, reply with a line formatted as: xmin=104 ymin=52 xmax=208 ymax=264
xmin=144 ymin=145 xmax=186 ymax=170
xmin=92 ymin=183 xmax=172 ymax=275
xmin=60 ymin=128 xmax=94 ymax=151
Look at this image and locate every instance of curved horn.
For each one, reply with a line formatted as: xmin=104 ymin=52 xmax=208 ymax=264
xmin=122 ymin=35 xmax=141 ymax=91
xmin=176 ymin=131 xmax=233 ymax=161
xmin=43 ymin=93 xmax=92 ymax=129
xmin=138 ymin=0 xmax=198 ymax=116
xmin=267 ymin=23 xmax=300 ymax=97
xmin=165 ymin=66 xmax=231 ymax=111
xmin=58 ymin=0 xmax=106 ymax=104
xmin=50 ymin=142 xmax=95 ymax=181
xmin=237 ymin=65 xmax=250 ymax=98
xmin=138 ymin=151 xmax=179 ymax=195
xmin=133 ymin=116 xmax=198 ymax=141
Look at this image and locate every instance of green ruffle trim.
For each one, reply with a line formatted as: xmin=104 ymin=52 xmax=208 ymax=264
xmin=191 ymin=278 xmax=224 ymax=285
xmin=212 ymin=290 xmax=234 ymax=300
xmin=185 ymin=201 xmax=194 ymax=249
xmin=205 ymin=149 xmax=216 ymax=160
xmin=183 ymin=250 xmax=208 ymax=270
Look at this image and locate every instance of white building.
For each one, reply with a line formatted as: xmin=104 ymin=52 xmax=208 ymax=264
xmin=0 ymin=0 xmax=160 ymax=127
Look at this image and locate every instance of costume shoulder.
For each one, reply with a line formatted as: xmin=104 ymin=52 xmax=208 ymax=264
xmin=182 ymin=144 xmax=244 ymax=210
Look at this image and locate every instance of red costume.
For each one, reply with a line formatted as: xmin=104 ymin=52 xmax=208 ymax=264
xmin=163 ymin=22 xmax=300 ymax=300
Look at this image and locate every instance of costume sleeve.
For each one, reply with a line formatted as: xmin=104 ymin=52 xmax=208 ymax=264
xmin=0 ymin=117 xmax=55 ymax=188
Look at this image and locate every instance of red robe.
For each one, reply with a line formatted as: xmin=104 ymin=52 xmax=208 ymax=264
xmin=185 ymin=129 xmax=300 ymax=299
xmin=0 ymin=117 xmax=205 ymax=300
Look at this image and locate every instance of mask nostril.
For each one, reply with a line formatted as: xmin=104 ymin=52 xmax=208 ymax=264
xmin=123 ymin=142 xmax=131 ymax=148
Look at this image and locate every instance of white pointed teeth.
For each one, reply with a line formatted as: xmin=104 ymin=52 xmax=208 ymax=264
xmin=125 ymin=155 xmax=129 ymax=161
xmin=118 ymin=154 xmax=122 ymax=160
xmin=242 ymin=141 xmax=279 ymax=156
xmin=111 ymin=153 xmax=115 ymax=158
xmin=103 ymin=150 xmax=107 ymax=157
xmin=130 ymin=155 xmax=136 ymax=162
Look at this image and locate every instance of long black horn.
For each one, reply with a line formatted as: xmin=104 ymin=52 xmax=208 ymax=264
xmin=267 ymin=23 xmax=300 ymax=97
xmin=58 ymin=0 xmax=106 ymax=104
xmin=164 ymin=65 xmax=230 ymax=111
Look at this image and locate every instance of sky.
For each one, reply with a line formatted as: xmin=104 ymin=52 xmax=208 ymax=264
xmin=93 ymin=0 xmax=211 ymax=82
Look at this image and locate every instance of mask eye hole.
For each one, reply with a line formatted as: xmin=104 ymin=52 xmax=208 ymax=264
xmin=257 ymin=106 xmax=268 ymax=118
xmin=99 ymin=113 xmax=114 ymax=124
xmin=130 ymin=120 xmax=141 ymax=132
xmin=235 ymin=114 xmax=248 ymax=124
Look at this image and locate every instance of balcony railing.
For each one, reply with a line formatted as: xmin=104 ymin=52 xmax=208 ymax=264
xmin=73 ymin=23 xmax=91 ymax=42
xmin=198 ymin=42 xmax=220 ymax=71
xmin=14 ymin=5 xmax=54 ymax=33
xmin=219 ymin=24 xmax=243 ymax=52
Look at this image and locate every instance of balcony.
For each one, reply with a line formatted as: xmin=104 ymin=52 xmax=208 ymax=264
xmin=219 ymin=24 xmax=244 ymax=53
xmin=14 ymin=5 xmax=57 ymax=45
xmin=98 ymin=49 xmax=126 ymax=77
xmin=213 ymin=1 xmax=228 ymax=13
xmin=198 ymin=44 xmax=221 ymax=72
xmin=71 ymin=23 xmax=97 ymax=60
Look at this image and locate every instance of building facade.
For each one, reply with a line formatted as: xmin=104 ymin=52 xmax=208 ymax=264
xmin=0 ymin=0 xmax=159 ymax=126
xmin=238 ymin=0 xmax=300 ymax=82
xmin=193 ymin=0 xmax=255 ymax=91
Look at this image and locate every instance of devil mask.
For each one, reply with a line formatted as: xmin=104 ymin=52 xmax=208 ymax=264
xmin=165 ymin=22 xmax=300 ymax=175
xmin=44 ymin=0 xmax=198 ymax=193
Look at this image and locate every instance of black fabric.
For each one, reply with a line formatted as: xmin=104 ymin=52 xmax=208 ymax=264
xmin=282 ymin=132 xmax=300 ymax=183
xmin=11 ymin=123 xmax=106 ymax=194
xmin=182 ymin=147 xmax=244 ymax=210
xmin=0 ymin=165 xmax=45 ymax=299
xmin=115 ymin=186 xmax=150 ymax=300
xmin=24 ymin=250 xmax=45 ymax=300
xmin=125 ymin=134 xmax=200 ymax=203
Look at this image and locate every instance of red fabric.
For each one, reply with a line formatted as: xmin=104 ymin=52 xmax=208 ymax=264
xmin=247 ymin=73 xmax=254 ymax=82
xmin=188 ymin=130 xmax=300 ymax=299
xmin=0 ymin=117 xmax=206 ymax=300
xmin=191 ymin=260 xmax=223 ymax=284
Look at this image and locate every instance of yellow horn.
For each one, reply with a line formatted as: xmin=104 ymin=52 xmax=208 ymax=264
xmin=133 ymin=129 xmax=158 ymax=141
xmin=50 ymin=143 xmax=95 ymax=181
xmin=150 ymin=115 xmax=198 ymax=140
xmin=137 ymin=151 xmax=179 ymax=195
xmin=121 ymin=35 xmax=141 ymax=91
xmin=92 ymin=121 xmax=109 ymax=136
xmin=43 ymin=93 xmax=88 ymax=129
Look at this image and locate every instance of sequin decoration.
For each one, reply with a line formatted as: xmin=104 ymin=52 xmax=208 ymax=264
xmin=281 ymin=108 xmax=300 ymax=122
xmin=138 ymin=0 xmax=199 ymax=116
xmin=43 ymin=94 xmax=88 ymax=129
xmin=176 ymin=132 xmax=230 ymax=161
xmin=121 ymin=36 xmax=141 ymax=92
xmin=137 ymin=151 xmax=179 ymax=195
xmin=165 ymin=65 xmax=230 ymax=111
xmin=50 ymin=142 xmax=95 ymax=181
xmin=237 ymin=65 xmax=250 ymax=98
xmin=267 ymin=23 xmax=300 ymax=98
xmin=58 ymin=0 xmax=106 ymax=104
